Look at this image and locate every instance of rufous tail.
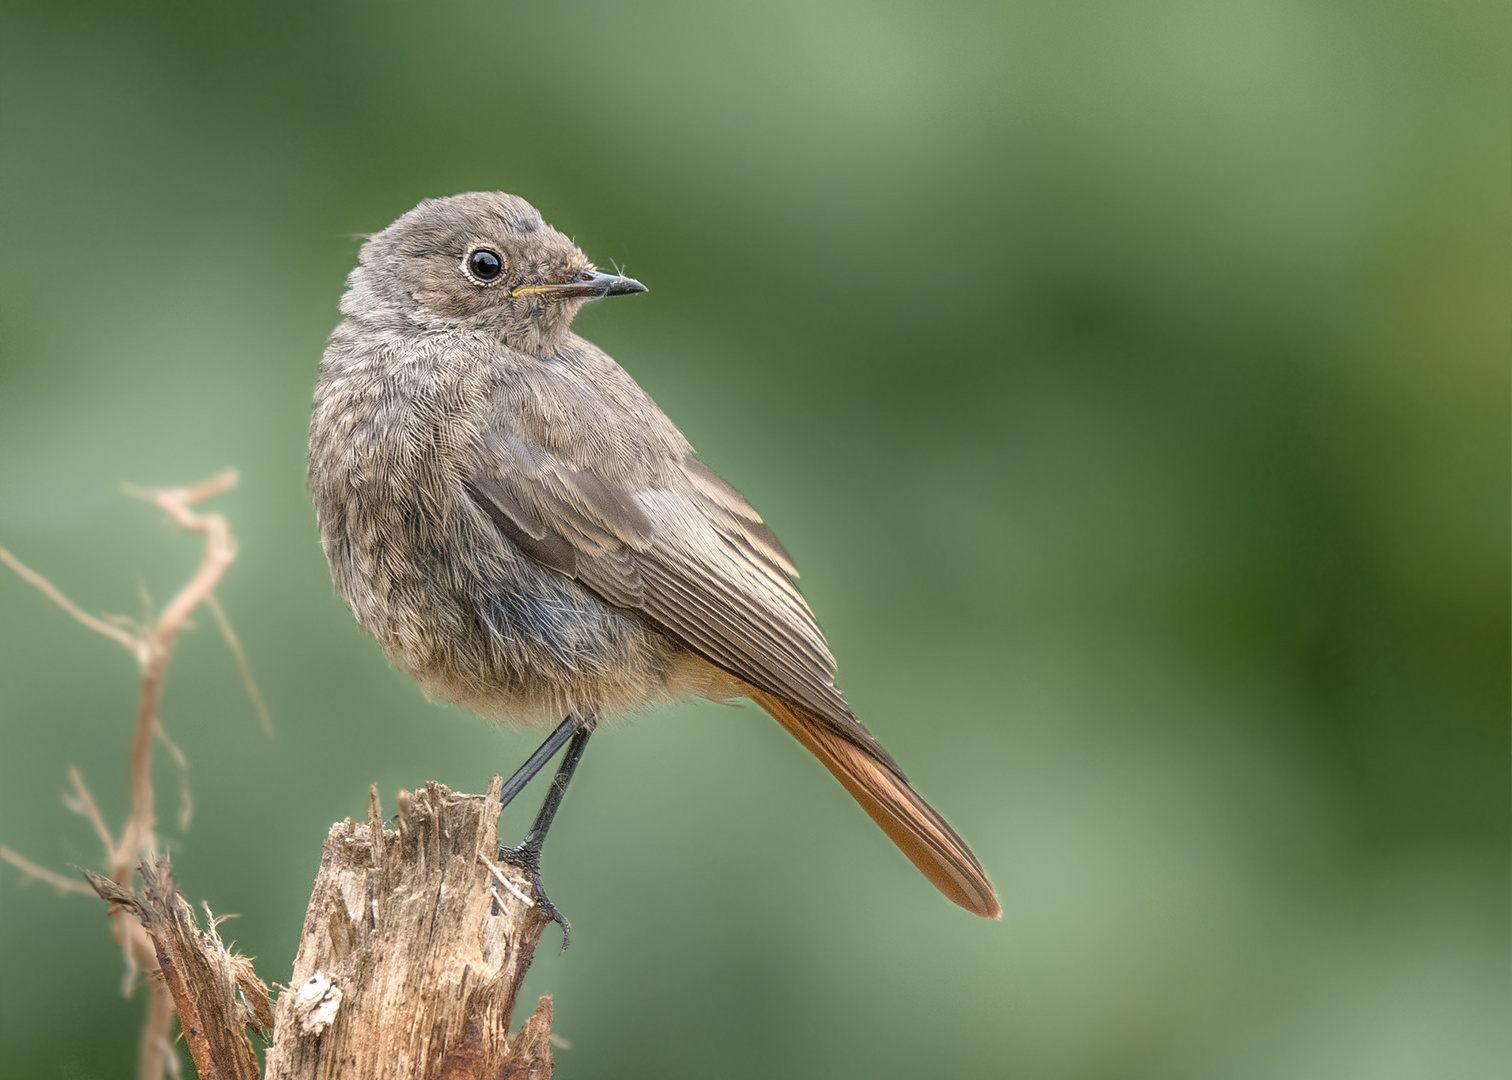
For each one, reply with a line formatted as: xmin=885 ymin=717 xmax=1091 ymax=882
xmin=742 ymin=684 xmax=1001 ymax=919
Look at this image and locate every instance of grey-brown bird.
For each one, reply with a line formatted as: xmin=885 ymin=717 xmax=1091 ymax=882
xmin=309 ymin=192 xmax=1000 ymax=931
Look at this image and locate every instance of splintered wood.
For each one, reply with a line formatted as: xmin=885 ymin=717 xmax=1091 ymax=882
xmin=92 ymin=779 xmax=556 ymax=1080
xmin=264 ymin=777 xmax=555 ymax=1080
xmin=88 ymin=858 xmax=272 ymax=1080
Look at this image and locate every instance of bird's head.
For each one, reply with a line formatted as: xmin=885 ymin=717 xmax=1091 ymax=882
xmin=344 ymin=191 xmax=646 ymax=354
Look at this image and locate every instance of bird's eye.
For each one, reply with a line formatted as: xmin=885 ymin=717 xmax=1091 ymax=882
xmin=465 ymin=248 xmax=504 ymax=284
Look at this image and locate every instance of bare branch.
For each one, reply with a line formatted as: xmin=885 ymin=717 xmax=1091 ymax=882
xmin=0 ymin=846 xmax=95 ymax=896
xmin=161 ymin=1026 xmax=184 ymax=1080
xmin=140 ymin=982 xmax=178 ymax=1080
xmin=64 ymin=767 xmax=117 ymax=864
xmin=0 ymin=545 xmax=143 ymax=657
xmin=154 ymin=722 xmax=193 ymax=833
xmin=205 ymin=593 xmax=273 ymax=738
xmin=115 ymin=470 xmax=241 ymax=881
xmin=135 ymin=574 xmax=156 ymax=636
xmin=3 ymin=470 xmax=253 ymax=1080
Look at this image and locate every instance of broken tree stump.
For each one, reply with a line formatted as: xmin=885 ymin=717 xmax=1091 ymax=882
xmin=90 ymin=778 xmax=558 ymax=1080
xmin=266 ymin=776 xmax=554 ymax=1079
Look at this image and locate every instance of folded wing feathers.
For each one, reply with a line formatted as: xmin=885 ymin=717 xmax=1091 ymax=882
xmin=468 ymin=436 xmax=997 ymax=917
xmin=684 ymin=458 xmax=798 ymax=576
xmin=470 ymin=440 xmax=895 ymax=767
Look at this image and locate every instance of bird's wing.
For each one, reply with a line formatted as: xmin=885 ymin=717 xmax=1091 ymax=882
xmin=467 ymin=426 xmax=1001 ymax=919
xmin=466 ymin=428 xmax=902 ymax=774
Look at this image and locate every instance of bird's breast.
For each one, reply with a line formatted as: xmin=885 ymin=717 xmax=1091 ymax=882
xmin=309 ymin=328 xmax=693 ymax=726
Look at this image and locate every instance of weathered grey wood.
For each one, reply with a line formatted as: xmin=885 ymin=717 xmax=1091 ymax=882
xmin=263 ymin=777 xmax=555 ymax=1080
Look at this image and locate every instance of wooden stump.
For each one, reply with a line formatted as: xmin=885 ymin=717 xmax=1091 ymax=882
xmin=91 ymin=778 xmax=557 ymax=1080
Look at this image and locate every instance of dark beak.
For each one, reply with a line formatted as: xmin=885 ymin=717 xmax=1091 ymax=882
xmin=511 ymin=268 xmax=647 ymax=300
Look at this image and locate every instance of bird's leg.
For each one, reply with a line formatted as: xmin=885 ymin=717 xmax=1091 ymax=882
xmin=498 ymin=721 xmax=593 ymax=947
xmin=498 ymin=713 xmax=586 ymax=810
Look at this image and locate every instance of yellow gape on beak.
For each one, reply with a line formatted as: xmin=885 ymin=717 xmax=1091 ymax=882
xmin=511 ymin=268 xmax=647 ymax=299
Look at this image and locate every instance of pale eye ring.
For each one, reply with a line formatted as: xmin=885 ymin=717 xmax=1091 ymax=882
xmin=464 ymin=247 xmax=505 ymax=285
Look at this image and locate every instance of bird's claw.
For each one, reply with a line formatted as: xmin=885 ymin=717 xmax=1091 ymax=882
xmin=498 ymin=840 xmax=571 ymax=949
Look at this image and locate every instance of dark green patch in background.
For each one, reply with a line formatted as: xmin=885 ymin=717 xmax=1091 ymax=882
xmin=0 ymin=1 xmax=1506 ymax=1076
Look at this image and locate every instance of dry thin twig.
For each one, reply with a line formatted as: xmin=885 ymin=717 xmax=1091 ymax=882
xmin=0 ymin=845 xmax=95 ymax=896
xmin=154 ymin=721 xmax=194 ymax=833
xmin=116 ymin=469 xmax=243 ymax=871
xmin=0 ymin=470 xmax=265 ymax=1080
xmin=64 ymin=765 xmax=117 ymax=858
xmin=0 ymin=545 xmax=142 ymax=655
xmin=206 ymin=592 xmax=273 ymax=738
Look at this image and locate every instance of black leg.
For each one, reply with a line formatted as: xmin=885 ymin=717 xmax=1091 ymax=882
xmin=498 ymin=713 xmax=586 ymax=810
xmin=498 ymin=721 xmax=593 ymax=947
xmin=518 ymin=726 xmax=591 ymax=852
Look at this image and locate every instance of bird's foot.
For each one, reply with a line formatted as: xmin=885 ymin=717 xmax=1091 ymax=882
xmin=497 ymin=840 xmax=571 ymax=949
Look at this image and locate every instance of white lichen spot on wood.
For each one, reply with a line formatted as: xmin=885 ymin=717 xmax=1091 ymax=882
xmin=293 ymin=972 xmax=343 ymax=1036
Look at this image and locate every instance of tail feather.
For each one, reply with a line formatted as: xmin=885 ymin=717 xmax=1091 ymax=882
xmin=743 ymin=684 xmax=1001 ymax=919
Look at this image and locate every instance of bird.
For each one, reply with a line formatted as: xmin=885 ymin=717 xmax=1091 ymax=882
xmin=308 ymin=192 xmax=1000 ymax=933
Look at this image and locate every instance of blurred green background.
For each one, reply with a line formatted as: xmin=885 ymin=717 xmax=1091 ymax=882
xmin=0 ymin=1 xmax=1505 ymax=1076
